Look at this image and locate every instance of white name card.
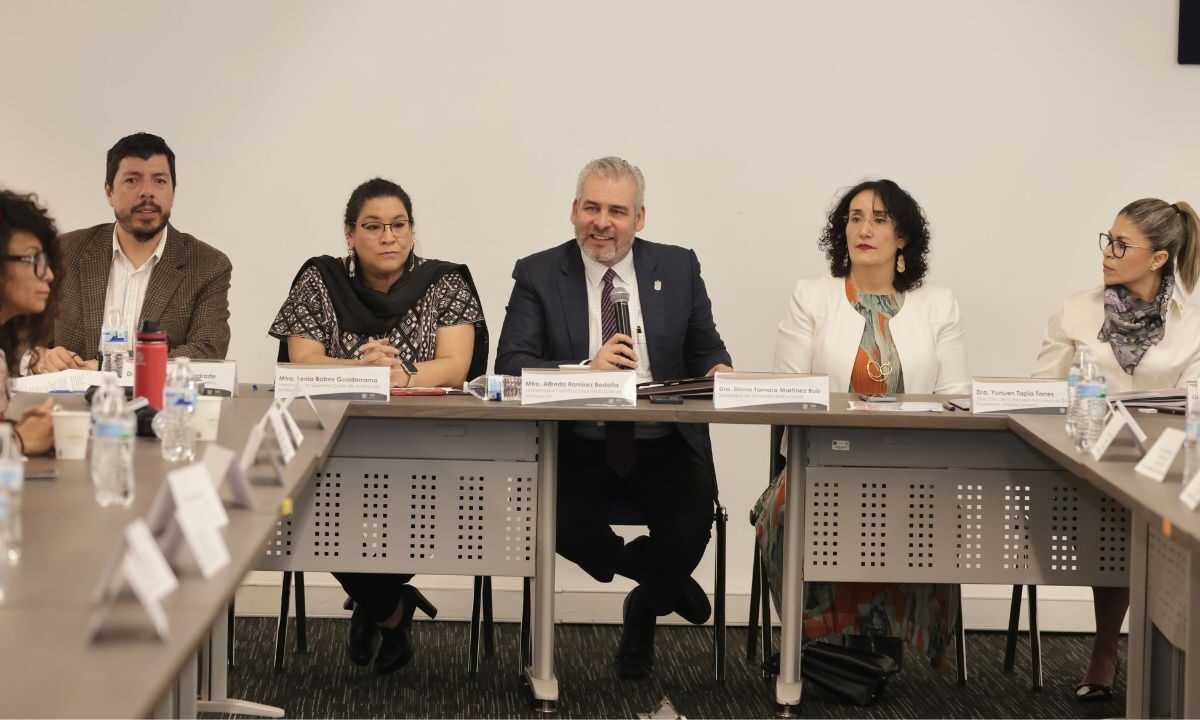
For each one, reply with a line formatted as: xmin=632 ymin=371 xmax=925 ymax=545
xmin=274 ymin=363 xmax=389 ymax=402
xmin=267 ymin=406 xmax=297 ymax=463
xmin=1089 ymin=412 xmax=1127 ymax=461
xmin=520 ymin=369 xmax=636 ymax=406
xmin=177 ymin=360 xmax=238 ymax=397
xmin=1135 ymin=427 xmax=1186 ymax=482
xmin=713 ymin=372 xmax=829 ymax=410
xmin=971 ymin=378 xmax=1069 ymax=415
xmin=1181 ymin=471 xmax=1200 ymax=510
xmin=167 ymin=465 xmax=231 ymax=579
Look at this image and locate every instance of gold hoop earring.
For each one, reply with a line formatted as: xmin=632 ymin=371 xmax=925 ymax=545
xmin=896 ymin=253 xmax=906 ymax=273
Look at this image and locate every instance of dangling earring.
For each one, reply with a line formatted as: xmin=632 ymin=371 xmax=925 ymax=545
xmin=347 ymin=246 xmax=357 ymax=278
xmin=841 ymin=251 xmax=850 ymax=269
xmin=896 ymin=253 xmax=906 ymax=273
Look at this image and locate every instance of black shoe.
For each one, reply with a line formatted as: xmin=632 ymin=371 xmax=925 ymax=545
xmin=674 ymin=576 xmax=711 ymax=625
xmin=345 ymin=602 xmax=380 ymax=666
xmin=1075 ymin=659 xmax=1120 ymax=702
xmin=374 ymin=585 xmax=438 ymax=675
xmin=615 ymin=587 xmax=656 ymax=680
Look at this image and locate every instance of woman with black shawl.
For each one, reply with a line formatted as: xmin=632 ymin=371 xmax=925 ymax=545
xmin=269 ymin=177 xmax=488 ymax=675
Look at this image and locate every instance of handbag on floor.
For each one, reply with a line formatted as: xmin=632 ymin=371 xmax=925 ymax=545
xmin=800 ymin=640 xmax=900 ymax=706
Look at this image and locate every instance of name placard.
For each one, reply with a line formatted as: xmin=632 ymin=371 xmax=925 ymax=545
xmin=178 ymin=360 xmax=238 ymax=397
xmin=520 ymin=369 xmax=636 ymax=406
xmin=971 ymin=378 xmax=1069 ymax=415
xmin=274 ymin=363 xmax=389 ymax=402
xmin=1135 ymin=427 xmax=1186 ymax=482
xmin=713 ymin=372 xmax=829 ymax=410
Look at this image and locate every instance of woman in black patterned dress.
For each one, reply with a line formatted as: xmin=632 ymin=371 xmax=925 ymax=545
xmin=270 ymin=177 xmax=488 ymax=675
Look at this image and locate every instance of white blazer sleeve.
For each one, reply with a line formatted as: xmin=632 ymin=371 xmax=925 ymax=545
xmin=932 ymin=290 xmax=971 ymax=394
xmin=774 ymin=281 xmax=815 ymax=373
xmin=1032 ymin=301 xmax=1074 ymax=379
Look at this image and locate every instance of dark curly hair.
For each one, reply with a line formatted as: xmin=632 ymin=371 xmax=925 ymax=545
xmin=818 ymin=179 xmax=931 ymax=292
xmin=0 ymin=190 xmax=63 ymax=376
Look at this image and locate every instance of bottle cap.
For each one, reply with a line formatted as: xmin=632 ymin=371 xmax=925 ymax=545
xmin=137 ymin=320 xmax=167 ymax=341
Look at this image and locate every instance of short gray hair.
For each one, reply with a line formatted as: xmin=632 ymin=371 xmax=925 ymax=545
xmin=576 ymin=156 xmax=645 ymax=210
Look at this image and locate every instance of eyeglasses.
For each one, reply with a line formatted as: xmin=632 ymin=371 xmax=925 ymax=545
xmin=355 ymin=221 xmax=411 ymax=238
xmin=1099 ymin=232 xmax=1152 ymax=258
xmin=4 ymin=252 xmax=50 ymax=279
xmin=844 ymin=213 xmax=893 ymax=228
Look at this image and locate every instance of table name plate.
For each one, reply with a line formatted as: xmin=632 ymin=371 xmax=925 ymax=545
xmin=274 ymin=363 xmax=389 ymax=402
xmin=971 ymin=378 xmax=1068 ymax=415
xmin=520 ymin=369 xmax=636 ymax=406
xmin=182 ymin=360 xmax=238 ymax=396
xmin=713 ymin=372 xmax=829 ymax=410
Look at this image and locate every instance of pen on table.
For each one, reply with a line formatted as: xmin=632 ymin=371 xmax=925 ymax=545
xmin=942 ymin=402 xmax=957 ymax=412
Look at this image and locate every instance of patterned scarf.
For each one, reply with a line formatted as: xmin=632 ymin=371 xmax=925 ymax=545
xmin=1098 ymin=274 xmax=1174 ymax=375
xmin=848 ymin=282 xmax=906 ymax=394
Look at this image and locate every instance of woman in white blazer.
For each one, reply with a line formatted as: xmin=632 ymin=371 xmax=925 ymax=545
xmin=753 ymin=180 xmax=970 ymax=668
xmin=1034 ymin=198 xmax=1200 ymax=701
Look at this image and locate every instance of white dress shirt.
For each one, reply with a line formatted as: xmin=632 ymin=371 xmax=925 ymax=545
xmin=103 ymin=226 xmax=168 ymax=340
xmin=1032 ymin=286 xmax=1200 ymax=392
xmin=580 ymin=248 xmax=653 ymax=383
xmin=774 ymin=275 xmax=971 ymax=394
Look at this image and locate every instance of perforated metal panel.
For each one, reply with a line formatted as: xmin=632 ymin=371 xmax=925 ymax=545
xmin=803 ymin=468 xmax=1129 ymax=586
xmin=1148 ymin=530 xmax=1191 ymax=649
xmin=261 ymin=458 xmax=539 ymax=576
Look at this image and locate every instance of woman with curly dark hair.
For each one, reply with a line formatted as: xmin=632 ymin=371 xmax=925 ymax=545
xmin=752 ymin=179 xmax=969 ymax=668
xmin=0 ymin=190 xmax=62 ymax=454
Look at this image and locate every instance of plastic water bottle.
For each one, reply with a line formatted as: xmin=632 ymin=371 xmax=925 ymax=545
xmin=91 ymin=375 xmax=135 ymax=507
xmin=0 ymin=424 xmax=23 ymax=564
xmin=1073 ymin=358 xmax=1108 ymax=453
xmin=1064 ymin=346 xmax=1090 ymax=438
xmin=466 ymin=374 xmax=521 ymax=401
xmin=99 ymin=308 xmax=129 ymax=378
xmin=1184 ymin=381 xmax=1200 ymax=484
xmin=161 ymin=358 xmax=198 ymax=461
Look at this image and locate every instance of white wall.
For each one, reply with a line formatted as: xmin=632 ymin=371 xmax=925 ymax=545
xmin=3 ymin=0 xmax=1199 ymax=625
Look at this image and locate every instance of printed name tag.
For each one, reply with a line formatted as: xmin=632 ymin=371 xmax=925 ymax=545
xmin=713 ymin=372 xmax=829 ymax=410
xmin=971 ymin=378 xmax=1069 ymax=415
xmin=1089 ymin=412 xmax=1127 ymax=461
xmin=1135 ymin=427 xmax=1186 ymax=482
xmin=267 ymin=406 xmax=297 ymax=463
xmin=179 ymin=360 xmax=238 ymax=396
xmin=274 ymin=364 xmax=389 ymax=402
xmin=1181 ymin=471 xmax=1200 ymax=510
xmin=520 ymin=369 xmax=636 ymax=406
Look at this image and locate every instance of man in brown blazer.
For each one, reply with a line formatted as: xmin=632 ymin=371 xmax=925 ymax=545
xmin=34 ymin=133 xmax=231 ymax=372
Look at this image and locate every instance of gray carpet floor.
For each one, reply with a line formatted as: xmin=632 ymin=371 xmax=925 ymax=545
xmin=213 ymin=617 xmax=1126 ymax=718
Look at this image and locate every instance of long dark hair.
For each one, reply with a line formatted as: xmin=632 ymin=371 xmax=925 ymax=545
xmin=0 ymin=190 xmax=63 ymax=375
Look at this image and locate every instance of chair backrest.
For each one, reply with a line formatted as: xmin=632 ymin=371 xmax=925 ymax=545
xmin=769 ymin=425 xmax=785 ymax=478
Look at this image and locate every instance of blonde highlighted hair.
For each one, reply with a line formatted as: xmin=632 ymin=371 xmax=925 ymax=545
xmin=1121 ymin=198 xmax=1200 ymax=293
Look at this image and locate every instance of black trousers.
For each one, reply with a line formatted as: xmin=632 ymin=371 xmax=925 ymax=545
xmin=334 ymin=573 xmax=414 ymax=623
xmin=556 ymin=427 xmax=716 ymax=617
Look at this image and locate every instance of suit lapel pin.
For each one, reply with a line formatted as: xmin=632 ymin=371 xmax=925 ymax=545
xmin=654 ymin=280 xmax=662 ymax=291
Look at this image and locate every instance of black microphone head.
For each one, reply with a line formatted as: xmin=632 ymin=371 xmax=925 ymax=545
xmin=610 ymin=287 xmax=630 ymax=305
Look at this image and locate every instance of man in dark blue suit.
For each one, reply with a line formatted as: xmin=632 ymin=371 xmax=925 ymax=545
xmin=496 ymin=157 xmax=732 ymax=679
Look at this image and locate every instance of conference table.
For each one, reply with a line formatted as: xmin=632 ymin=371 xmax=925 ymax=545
xmin=1 ymin=388 xmax=1197 ymax=718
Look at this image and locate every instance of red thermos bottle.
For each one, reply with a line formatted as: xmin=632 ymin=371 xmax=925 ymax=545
xmin=135 ymin=320 xmax=168 ymax=410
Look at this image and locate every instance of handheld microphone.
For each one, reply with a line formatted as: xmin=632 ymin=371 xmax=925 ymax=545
xmin=610 ymin=287 xmax=633 ymax=339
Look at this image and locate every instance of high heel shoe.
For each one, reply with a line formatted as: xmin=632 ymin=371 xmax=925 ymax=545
xmin=1075 ymin=659 xmax=1120 ymax=702
xmin=374 ymin=585 xmax=438 ymax=674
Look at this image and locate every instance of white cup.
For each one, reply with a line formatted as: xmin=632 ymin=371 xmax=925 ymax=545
xmin=194 ymin=396 xmax=223 ymax=441
xmin=52 ymin=410 xmax=91 ymax=460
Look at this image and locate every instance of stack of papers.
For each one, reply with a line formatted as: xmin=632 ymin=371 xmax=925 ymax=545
xmin=847 ymin=401 xmax=944 ymax=413
xmin=1108 ymin=388 xmax=1185 ymax=414
xmin=10 ymin=369 xmax=106 ymax=393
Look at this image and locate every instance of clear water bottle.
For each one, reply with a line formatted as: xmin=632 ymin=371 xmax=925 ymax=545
xmin=160 ymin=358 xmax=198 ymax=461
xmin=0 ymin=424 xmax=23 ymax=565
xmin=1065 ymin=346 xmax=1090 ymax=438
xmin=1073 ymin=357 xmax=1109 ymax=453
xmin=99 ymin=308 xmax=129 ymax=378
xmin=91 ymin=374 xmax=135 ymax=507
xmin=1184 ymin=381 xmax=1200 ymax=484
xmin=466 ymin=374 xmax=521 ymax=401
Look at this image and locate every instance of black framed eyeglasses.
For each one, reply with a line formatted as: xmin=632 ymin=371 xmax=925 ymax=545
xmin=4 ymin=252 xmax=50 ymax=279
xmin=1099 ymin=232 xmax=1151 ymax=258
